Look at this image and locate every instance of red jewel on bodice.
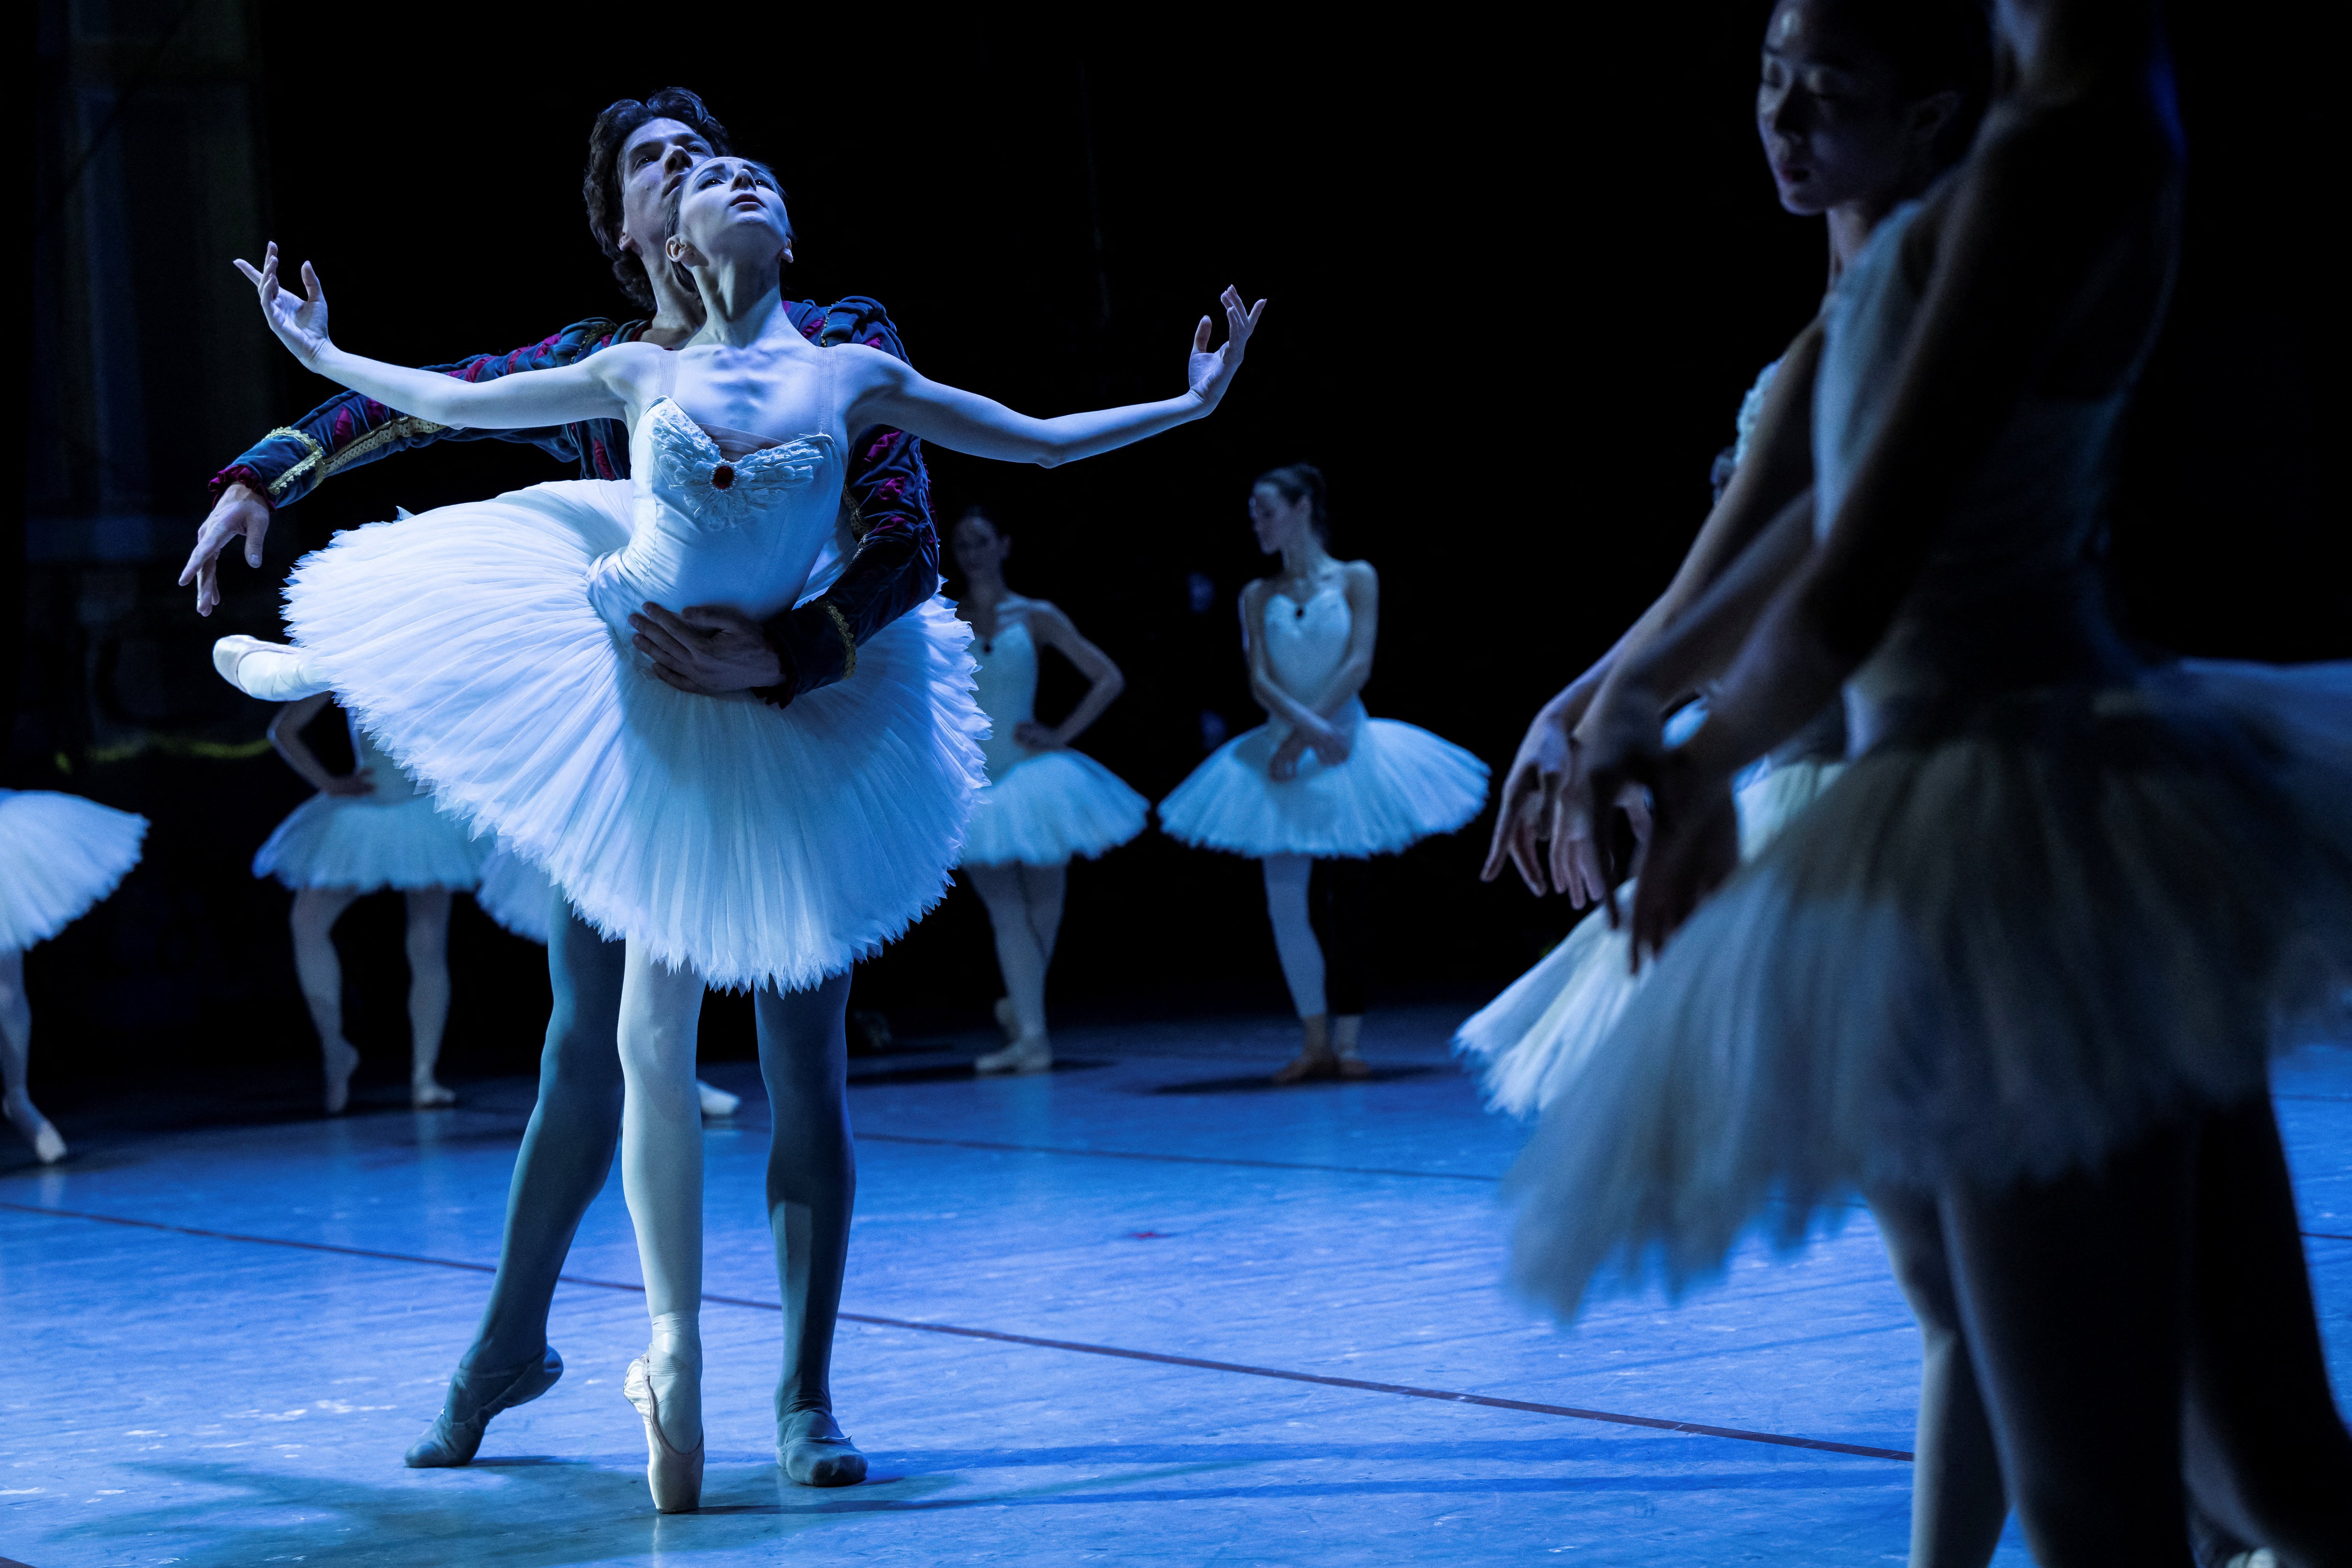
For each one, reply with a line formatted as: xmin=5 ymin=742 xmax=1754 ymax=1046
xmin=710 ymin=462 xmax=736 ymax=490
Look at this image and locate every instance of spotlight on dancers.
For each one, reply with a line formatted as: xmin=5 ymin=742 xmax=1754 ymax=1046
xmin=254 ymin=693 xmax=489 ymax=1112
xmin=0 ymin=789 xmax=148 ymax=1164
xmin=1159 ymin=466 xmax=1486 ymax=1083
xmin=950 ymin=505 xmax=1148 ymax=1076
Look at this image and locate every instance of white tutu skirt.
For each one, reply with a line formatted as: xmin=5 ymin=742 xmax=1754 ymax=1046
xmin=1157 ymin=709 xmax=1489 ymax=859
xmin=251 ymin=790 xmax=487 ymax=892
xmin=474 ymin=845 xmax=558 ymax=945
xmin=0 ymin=790 xmax=148 ymax=951
xmin=282 ymin=480 xmax=986 ymax=992
xmin=1457 ymin=760 xmax=1844 ymax=1118
xmin=961 ymin=750 xmax=1148 ymax=868
xmin=1507 ymin=660 xmax=2352 ymax=1322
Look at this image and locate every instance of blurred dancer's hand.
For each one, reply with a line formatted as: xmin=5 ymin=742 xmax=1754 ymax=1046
xmin=1626 ymin=754 xmax=1738 ymax=967
xmin=322 ymin=771 xmax=375 ymax=798
xmin=1484 ymin=709 xmax=1594 ymax=900
xmin=631 ymin=603 xmax=784 ymax=695
xmin=180 ymin=483 xmax=272 ymax=616
xmin=1012 ymin=721 xmax=1064 ymax=750
xmin=1267 ymin=730 xmax=1309 ymax=782
xmin=1186 ymin=286 xmax=1268 ymax=409
xmin=1575 ymin=681 xmax=1670 ymax=912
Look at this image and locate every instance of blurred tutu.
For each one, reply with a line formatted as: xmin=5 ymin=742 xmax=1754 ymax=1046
xmin=959 ymin=617 xmax=1146 ymax=867
xmin=1157 ymin=578 xmax=1485 ymax=859
xmin=1505 ymin=660 xmax=2352 ymax=1322
xmin=253 ymin=717 xmax=487 ymax=892
xmin=277 ymin=401 xmax=985 ymax=991
xmin=474 ymin=844 xmax=559 ymax=945
xmin=0 ymin=789 xmax=148 ymax=950
xmin=1456 ymin=756 xmax=1846 ymax=1118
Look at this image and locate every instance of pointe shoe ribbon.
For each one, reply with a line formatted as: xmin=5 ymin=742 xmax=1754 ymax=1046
xmin=213 ymin=634 xmax=334 ymax=701
xmin=403 ymin=1346 xmax=564 ymax=1468
xmin=625 ymin=1354 xmax=705 ymax=1513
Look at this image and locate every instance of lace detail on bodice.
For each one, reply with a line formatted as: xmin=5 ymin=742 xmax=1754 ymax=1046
xmin=972 ymin=618 xmax=1038 ymax=779
xmin=585 ymin=398 xmax=841 ymax=638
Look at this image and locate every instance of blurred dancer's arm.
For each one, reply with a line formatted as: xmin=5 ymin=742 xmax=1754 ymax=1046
xmin=1019 ymin=603 xmax=1126 ymax=750
xmin=266 ymin=693 xmax=369 ymax=797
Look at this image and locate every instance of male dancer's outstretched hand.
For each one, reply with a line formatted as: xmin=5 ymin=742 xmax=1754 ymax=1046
xmin=631 ymin=603 xmax=783 ymax=695
xmin=181 ymin=482 xmax=272 ymax=616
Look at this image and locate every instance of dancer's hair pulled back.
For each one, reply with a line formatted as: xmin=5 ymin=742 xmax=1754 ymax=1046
xmin=584 ymin=88 xmax=733 ymax=312
xmin=1814 ymin=0 xmax=1994 ymax=170
xmin=1255 ymin=464 xmax=1331 ymax=543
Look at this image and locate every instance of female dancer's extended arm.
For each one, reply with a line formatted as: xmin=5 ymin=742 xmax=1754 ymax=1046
xmin=1482 ymin=319 xmax=1824 ymax=899
xmin=1019 ymin=604 xmax=1126 ymax=751
xmin=854 ymin=289 xmax=1266 ymax=467
xmin=267 ymin=693 xmax=370 ymax=797
xmin=236 ymin=244 xmax=652 ymax=430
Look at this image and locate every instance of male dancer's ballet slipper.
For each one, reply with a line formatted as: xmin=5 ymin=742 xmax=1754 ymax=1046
xmin=625 ymin=1353 xmax=705 ymax=1512
xmin=777 ymin=1406 xmax=868 ymax=1487
xmin=211 ymin=634 xmax=334 ymax=701
xmin=975 ymin=1034 xmax=1052 ymax=1075
xmin=404 ymin=1345 xmax=564 ymax=1467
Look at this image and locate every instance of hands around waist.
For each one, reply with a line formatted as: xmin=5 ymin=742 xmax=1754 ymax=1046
xmin=630 ymin=603 xmax=785 ymax=698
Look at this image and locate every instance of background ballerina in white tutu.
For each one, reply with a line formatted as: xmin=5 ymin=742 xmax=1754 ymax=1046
xmin=1158 ymin=466 xmax=1487 ymax=1083
xmin=1 ymin=789 xmax=148 ymax=1165
xmin=254 ymin=693 xmax=490 ymax=1113
xmin=216 ymin=152 xmax=1262 ymax=1512
xmin=948 ymin=505 xmax=1147 ymax=1076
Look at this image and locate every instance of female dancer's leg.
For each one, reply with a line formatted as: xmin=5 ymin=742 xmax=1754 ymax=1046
xmin=0 ymin=949 xmax=66 ymax=1164
xmin=968 ymin=862 xmax=1062 ymax=1040
xmin=753 ymin=970 xmax=868 ymax=1484
xmin=1309 ymin=858 xmax=1371 ymax=1073
xmin=403 ymin=888 xmax=455 ymax=1107
xmin=616 ymin=938 xmax=708 ymax=1508
xmin=290 ymin=886 xmax=363 ymax=1113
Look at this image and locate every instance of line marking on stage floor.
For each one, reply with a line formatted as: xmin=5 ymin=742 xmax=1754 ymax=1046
xmin=1 ymin=1199 xmax=1912 ymax=1464
xmin=856 ymin=1132 xmax=1504 ymax=1183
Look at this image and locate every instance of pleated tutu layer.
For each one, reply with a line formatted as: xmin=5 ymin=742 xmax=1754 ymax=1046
xmin=0 ymin=790 xmax=148 ymax=951
xmin=251 ymin=790 xmax=487 ymax=892
xmin=961 ymin=750 xmax=1149 ymax=868
xmin=1507 ymin=660 xmax=2352 ymax=1323
xmin=1158 ymin=708 xmax=1489 ymax=859
xmin=282 ymin=480 xmax=986 ymax=992
xmin=1457 ymin=760 xmax=1844 ymax=1119
xmin=474 ymin=845 xmax=558 ymax=945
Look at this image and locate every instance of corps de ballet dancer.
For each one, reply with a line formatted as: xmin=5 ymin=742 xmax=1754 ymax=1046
xmin=210 ymin=149 xmax=1262 ymax=1511
xmin=949 ymin=505 xmax=1148 ymax=1075
xmin=1463 ymin=0 xmax=1989 ymax=1125
xmin=1507 ymin=0 xmax=2352 ymax=1557
xmin=0 ymin=789 xmax=148 ymax=1165
xmin=1158 ymin=465 xmax=1486 ymax=1082
xmin=183 ymin=91 xmax=957 ymax=1492
xmin=255 ymin=692 xmax=489 ymax=1112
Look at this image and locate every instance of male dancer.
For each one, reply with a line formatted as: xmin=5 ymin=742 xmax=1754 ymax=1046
xmin=181 ymin=89 xmax=929 ymax=1487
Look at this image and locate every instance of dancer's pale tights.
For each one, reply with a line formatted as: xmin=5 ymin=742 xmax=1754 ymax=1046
xmin=288 ymin=886 xmax=453 ymax=1078
xmin=966 ymin=860 xmax=1065 ymax=1038
xmin=1260 ymin=855 xmax=1325 ymax=1019
xmin=0 ymin=950 xmax=32 ymax=1098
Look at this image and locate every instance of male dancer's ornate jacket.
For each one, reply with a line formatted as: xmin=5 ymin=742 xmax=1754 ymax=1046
xmin=210 ymin=296 xmax=937 ymax=708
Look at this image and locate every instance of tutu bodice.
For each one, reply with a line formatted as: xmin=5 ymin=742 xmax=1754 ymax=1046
xmin=1818 ymin=201 xmax=2139 ymax=750
xmin=1263 ymin=582 xmax=1366 ymax=738
xmin=583 ymin=398 xmax=839 ymax=637
xmin=972 ymin=619 xmax=1038 ymax=780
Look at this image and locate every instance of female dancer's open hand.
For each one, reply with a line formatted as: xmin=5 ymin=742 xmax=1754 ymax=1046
xmin=1187 ymin=287 xmax=1268 ymax=410
xmin=233 ymin=243 xmax=333 ymax=367
xmin=1624 ymin=753 xmax=1737 ymax=967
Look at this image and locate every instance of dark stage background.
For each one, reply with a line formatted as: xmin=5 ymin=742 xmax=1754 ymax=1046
xmin=16 ymin=2 xmax=2344 ymax=1101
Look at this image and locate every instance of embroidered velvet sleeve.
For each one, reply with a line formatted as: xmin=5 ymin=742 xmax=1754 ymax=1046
xmin=754 ymin=296 xmax=941 ymax=707
xmin=207 ymin=317 xmax=638 ymax=508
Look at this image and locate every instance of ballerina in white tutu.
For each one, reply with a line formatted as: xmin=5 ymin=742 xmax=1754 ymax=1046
xmin=0 ymin=789 xmax=148 ymax=1165
xmin=1463 ymin=0 xmax=1991 ymax=1125
xmin=255 ymin=693 xmax=490 ymax=1112
xmin=214 ymin=154 xmax=1262 ymax=1511
xmin=949 ymin=505 xmax=1146 ymax=1076
xmin=1510 ymin=1 xmax=2352 ymax=1553
xmin=1158 ymin=465 xmax=1487 ymax=1082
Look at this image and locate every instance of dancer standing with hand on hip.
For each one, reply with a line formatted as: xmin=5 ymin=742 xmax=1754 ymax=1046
xmin=1159 ymin=466 xmax=1486 ymax=1083
xmin=212 ymin=149 xmax=1262 ymax=1511
xmin=950 ymin=505 xmax=1147 ymax=1076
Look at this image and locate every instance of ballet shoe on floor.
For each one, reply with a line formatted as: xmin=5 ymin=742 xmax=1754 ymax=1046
xmin=625 ymin=1353 xmax=705 ymax=1512
xmin=777 ymin=1406 xmax=868 ymax=1487
xmin=1271 ymin=1048 xmax=1340 ymax=1085
xmin=1333 ymin=1054 xmax=1374 ymax=1081
xmin=991 ymin=996 xmax=1020 ymax=1040
xmin=322 ymin=1039 xmax=361 ymax=1116
xmin=4 ymin=1093 xmax=68 ymax=1165
xmin=411 ymin=1074 xmax=456 ymax=1109
xmin=695 ymin=1079 xmax=741 ymax=1118
xmin=212 ymin=635 xmax=333 ymax=701
xmin=975 ymin=1033 xmax=1051 ymax=1075
xmin=404 ymin=1345 xmax=563 ymax=1467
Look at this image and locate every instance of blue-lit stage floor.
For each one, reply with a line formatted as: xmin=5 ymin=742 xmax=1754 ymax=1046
xmin=5 ymin=1007 xmax=2348 ymax=1567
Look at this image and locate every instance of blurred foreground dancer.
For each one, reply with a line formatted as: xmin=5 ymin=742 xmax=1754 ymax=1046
xmin=950 ymin=505 xmax=1147 ymax=1075
xmin=1160 ymin=466 xmax=1486 ymax=1082
xmin=0 ymin=790 xmax=147 ymax=1165
xmin=255 ymin=692 xmax=488 ymax=1112
xmin=1464 ymin=0 xmax=1990 ymax=1119
xmin=180 ymin=92 xmax=945 ymax=1497
xmin=1509 ymin=1 xmax=2352 ymax=1560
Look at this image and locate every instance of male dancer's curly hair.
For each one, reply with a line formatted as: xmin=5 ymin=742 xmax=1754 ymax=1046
xmin=583 ymin=88 xmax=734 ymax=312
